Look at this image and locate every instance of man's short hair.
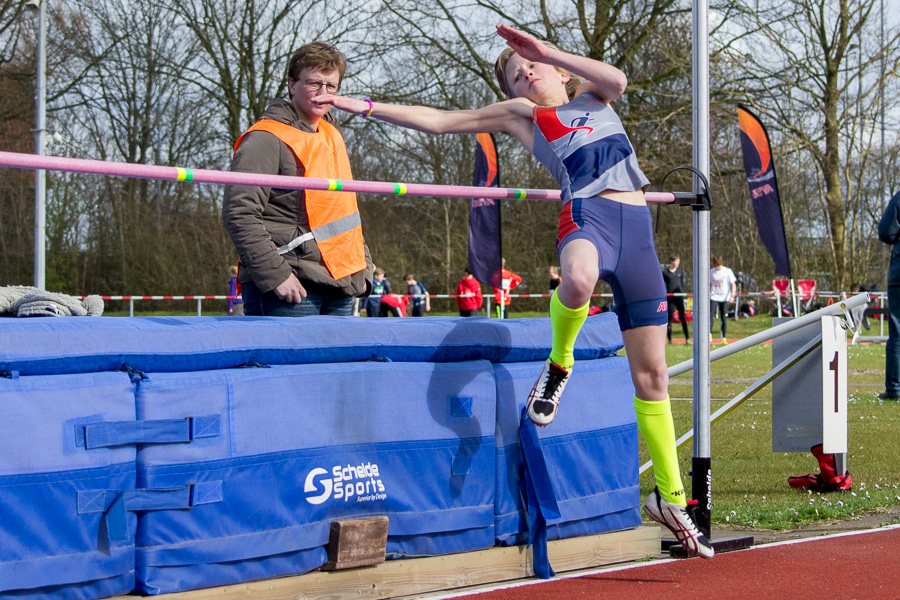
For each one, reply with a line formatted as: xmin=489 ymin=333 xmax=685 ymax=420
xmin=669 ymin=254 xmax=680 ymax=262
xmin=287 ymin=41 xmax=347 ymax=92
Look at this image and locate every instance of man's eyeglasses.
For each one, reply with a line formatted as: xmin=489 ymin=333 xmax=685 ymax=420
xmin=303 ymin=79 xmax=339 ymax=93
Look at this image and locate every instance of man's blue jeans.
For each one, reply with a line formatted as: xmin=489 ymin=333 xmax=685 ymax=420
xmin=886 ymin=284 xmax=900 ymax=394
xmin=241 ymin=279 xmax=353 ymax=317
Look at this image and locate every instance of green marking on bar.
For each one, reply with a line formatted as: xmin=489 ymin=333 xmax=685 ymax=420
xmin=514 ymin=189 xmax=526 ymax=199
xmin=393 ymin=183 xmax=407 ymax=195
xmin=328 ymin=179 xmax=343 ymax=191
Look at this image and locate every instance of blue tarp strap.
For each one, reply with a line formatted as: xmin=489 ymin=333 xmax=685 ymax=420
xmin=78 ymin=415 xmax=221 ymax=449
xmin=518 ymin=407 xmax=560 ymax=579
xmin=78 ymin=481 xmax=223 ymax=542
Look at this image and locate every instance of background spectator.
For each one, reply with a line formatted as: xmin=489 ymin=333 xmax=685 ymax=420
xmin=548 ymin=266 xmax=561 ymax=294
xmin=709 ymin=255 xmax=737 ymax=343
xmin=227 ymin=265 xmax=244 ymax=316
xmin=457 ymin=268 xmax=483 ymax=317
xmin=404 ymin=274 xmax=430 ymax=317
xmin=661 ymin=254 xmax=690 ymax=343
xmin=493 ymin=258 xmax=522 ymax=319
xmin=364 ymin=267 xmax=392 ymax=317
xmin=380 ymin=293 xmax=408 ymax=317
xmin=877 ymin=191 xmax=900 ymax=400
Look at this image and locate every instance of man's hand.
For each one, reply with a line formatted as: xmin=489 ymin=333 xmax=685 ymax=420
xmin=274 ymin=273 xmax=307 ymax=304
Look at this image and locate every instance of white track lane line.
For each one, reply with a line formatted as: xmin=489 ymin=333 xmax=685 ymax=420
xmin=409 ymin=523 xmax=900 ymax=600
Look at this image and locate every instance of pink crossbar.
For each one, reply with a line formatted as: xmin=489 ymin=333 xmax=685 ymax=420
xmin=0 ymin=150 xmax=680 ymax=203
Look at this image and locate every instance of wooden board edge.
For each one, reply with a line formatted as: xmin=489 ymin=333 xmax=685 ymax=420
xmin=132 ymin=526 xmax=661 ymax=600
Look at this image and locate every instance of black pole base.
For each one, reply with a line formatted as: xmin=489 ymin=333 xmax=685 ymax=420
xmin=665 ymin=534 xmax=755 ymax=558
xmin=691 ymin=456 xmax=712 ymax=537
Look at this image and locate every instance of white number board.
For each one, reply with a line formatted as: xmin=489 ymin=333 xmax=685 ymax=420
xmin=821 ymin=316 xmax=847 ymax=454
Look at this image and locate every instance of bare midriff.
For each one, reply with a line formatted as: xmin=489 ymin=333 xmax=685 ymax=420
xmin=601 ymin=189 xmax=646 ymax=206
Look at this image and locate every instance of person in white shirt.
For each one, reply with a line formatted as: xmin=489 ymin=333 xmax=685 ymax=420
xmin=709 ymin=256 xmax=737 ymax=343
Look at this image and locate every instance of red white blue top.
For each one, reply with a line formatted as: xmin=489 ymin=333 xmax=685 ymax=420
xmin=531 ymin=92 xmax=649 ymax=205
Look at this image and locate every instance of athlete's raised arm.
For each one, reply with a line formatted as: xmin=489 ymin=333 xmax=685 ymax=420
xmin=496 ymin=24 xmax=627 ymax=103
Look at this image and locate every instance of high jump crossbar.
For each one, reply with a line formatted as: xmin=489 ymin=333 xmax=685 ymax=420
xmin=0 ymin=150 xmax=706 ymax=205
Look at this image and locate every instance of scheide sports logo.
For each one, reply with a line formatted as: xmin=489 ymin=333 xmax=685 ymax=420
xmin=304 ymin=462 xmax=387 ymax=505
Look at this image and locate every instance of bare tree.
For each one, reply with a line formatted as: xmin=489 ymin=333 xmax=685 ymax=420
xmin=0 ymin=0 xmax=87 ymax=286
xmin=46 ymin=0 xmax=231 ymax=295
xmin=0 ymin=0 xmax=25 ymax=69
xmin=164 ymin=0 xmax=366 ymax=145
xmin=726 ymin=0 xmax=900 ymax=289
xmin=368 ymin=0 xmax=705 ymax=98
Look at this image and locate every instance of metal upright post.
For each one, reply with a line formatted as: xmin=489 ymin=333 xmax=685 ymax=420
xmin=691 ymin=0 xmax=712 ymax=537
xmin=33 ymin=0 xmax=47 ymax=289
xmin=674 ymin=0 xmax=755 ymax=555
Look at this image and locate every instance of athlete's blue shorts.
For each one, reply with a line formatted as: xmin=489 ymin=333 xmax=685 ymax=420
xmin=557 ymin=195 xmax=668 ymax=331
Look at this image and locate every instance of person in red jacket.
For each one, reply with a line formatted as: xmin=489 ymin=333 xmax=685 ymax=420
xmin=379 ymin=293 xmax=409 ymax=317
xmin=492 ymin=259 xmax=522 ymax=319
xmin=456 ymin=268 xmax=483 ymax=317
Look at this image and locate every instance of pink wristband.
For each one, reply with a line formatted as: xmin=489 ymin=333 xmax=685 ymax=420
xmin=361 ymin=98 xmax=374 ymax=118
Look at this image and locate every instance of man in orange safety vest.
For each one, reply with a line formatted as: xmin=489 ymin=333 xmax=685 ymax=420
xmin=224 ymin=42 xmax=373 ymax=316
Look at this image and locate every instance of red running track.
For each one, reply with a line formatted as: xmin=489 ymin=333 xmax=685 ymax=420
xmin=442 ymin=527 xmax=900 ymax=600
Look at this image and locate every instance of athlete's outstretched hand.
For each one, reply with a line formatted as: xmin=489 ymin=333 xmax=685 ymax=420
xmin=312 ymin=94 xmax=370 ymax=116
xmin=496 ymin=24 xmax=551 ymax=62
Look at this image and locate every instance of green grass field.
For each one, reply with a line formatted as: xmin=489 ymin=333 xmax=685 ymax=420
xmin=644 ymin=314 xmax=900 ymax=530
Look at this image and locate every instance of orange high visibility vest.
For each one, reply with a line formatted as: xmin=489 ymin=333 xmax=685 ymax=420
xmin=234 ymin=118 xmax=366 ymax=281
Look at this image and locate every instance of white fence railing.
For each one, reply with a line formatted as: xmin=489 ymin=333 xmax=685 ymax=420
xmin=90 ymin=293 xmax=614 ymax=317
xmin=89 ymin=290 xmax=888 ymax=342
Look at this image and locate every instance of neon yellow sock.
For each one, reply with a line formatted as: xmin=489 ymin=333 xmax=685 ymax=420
xmin=634 ymin=395 xmax=687 ymax=506
xmin=547 ymin=293 xmax=589 ymax=369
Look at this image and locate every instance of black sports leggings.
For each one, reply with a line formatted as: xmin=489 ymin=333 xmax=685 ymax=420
xmin=710 ymin=300 xmax=729 ymax=338
xmin=667 ymin=296 xmax=690 ymax=341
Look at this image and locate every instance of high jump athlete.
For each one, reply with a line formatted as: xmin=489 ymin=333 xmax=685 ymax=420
xmin=314 ymin=24 xmax=713 ymax=559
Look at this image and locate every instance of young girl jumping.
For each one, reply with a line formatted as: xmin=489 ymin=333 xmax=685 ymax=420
xmin=314 ymin=24 xmax=713 ymax=559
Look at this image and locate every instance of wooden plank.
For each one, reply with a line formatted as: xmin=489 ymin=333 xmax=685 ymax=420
xmin=124 ymin=526 xmax=660 ymax=600
xmin=547 ymin=526 xmax=661 ymax=571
